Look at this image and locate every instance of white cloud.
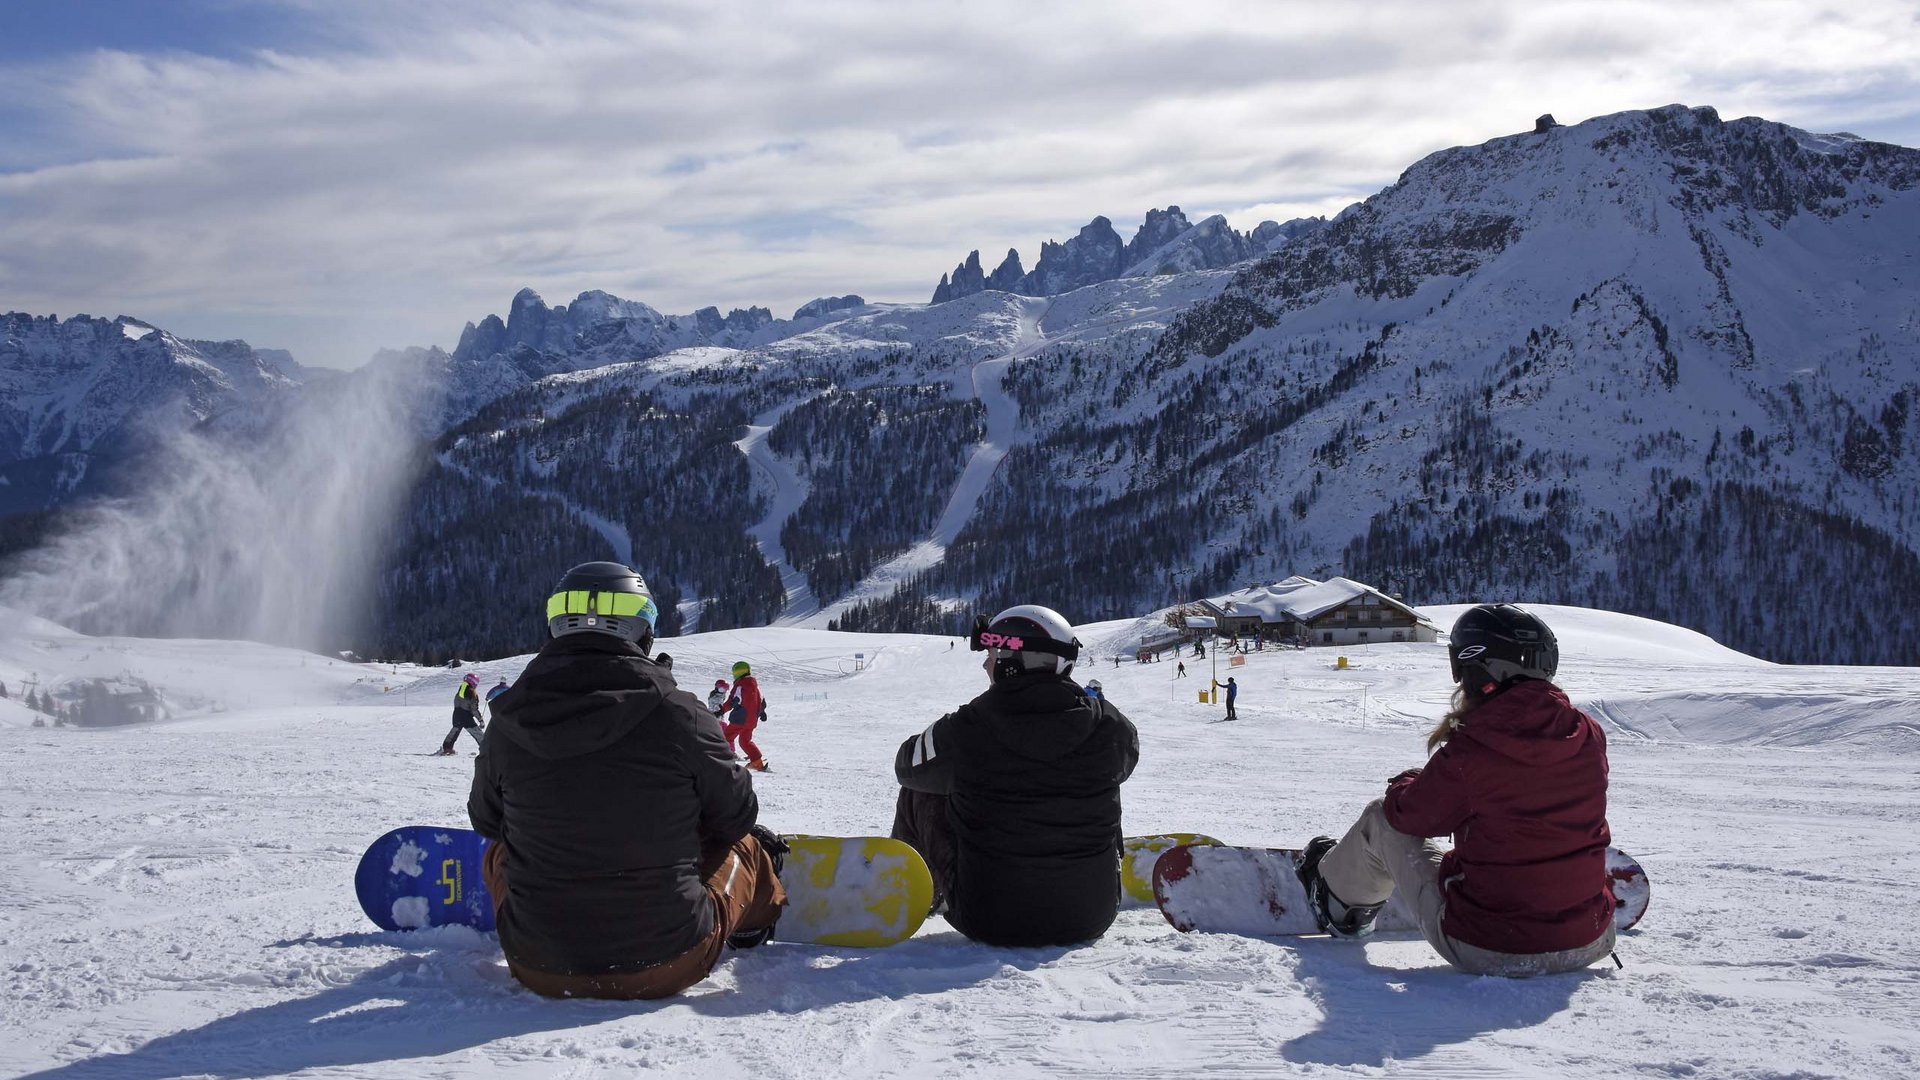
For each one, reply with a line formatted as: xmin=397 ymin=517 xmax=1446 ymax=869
xmin=1 ymin=0 xmax=1916 ymax=367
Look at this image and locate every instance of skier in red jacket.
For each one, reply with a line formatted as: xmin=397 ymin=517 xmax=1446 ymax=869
xmin=718 ymin=661 xmax=767 ymax=771
xmin=1295 ymin=603 xmax=1615 ymax=976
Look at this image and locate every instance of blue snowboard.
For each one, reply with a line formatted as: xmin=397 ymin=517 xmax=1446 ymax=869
xmin=355 ymin=825 xmax=495 ymax=932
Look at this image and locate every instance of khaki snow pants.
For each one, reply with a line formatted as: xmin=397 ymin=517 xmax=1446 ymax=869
xmin=1319 ymin=798 xmax=1615 ymax=977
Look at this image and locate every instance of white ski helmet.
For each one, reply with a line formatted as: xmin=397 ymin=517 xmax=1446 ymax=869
xmin=971 ymin=604 xmax=1081 ymax=679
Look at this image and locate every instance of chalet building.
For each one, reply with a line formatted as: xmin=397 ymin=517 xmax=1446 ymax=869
xmin=1195 ymin=576 xmax=1439 ymax=647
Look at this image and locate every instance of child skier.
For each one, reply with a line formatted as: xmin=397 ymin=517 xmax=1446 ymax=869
xmin=1294 ymin=604 xmax=1615 ymax=977
xmin=707 ymin=679 xmax=728 ymax=716
xmin=718 ymin=662 xmax=767 ymax=771
xmin=436 ymin=673 xmax=486 ymax=755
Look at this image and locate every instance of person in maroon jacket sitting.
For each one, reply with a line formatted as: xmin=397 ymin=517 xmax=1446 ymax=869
xmin=1295 ymin=603 xmax=1615 ymax=977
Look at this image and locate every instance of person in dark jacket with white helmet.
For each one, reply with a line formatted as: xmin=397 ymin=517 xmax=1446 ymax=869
xmin=469 ymin=561 xmax=786 ymax=1000
xmin=1295 ymin=603 xmax=1614 ymax=977
xmin=893 ymin=604 xmax=1140 ymax=947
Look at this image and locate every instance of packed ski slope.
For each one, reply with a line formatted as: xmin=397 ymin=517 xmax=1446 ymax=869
xmin=2 ymin=605 xmax=1917 ymax=1079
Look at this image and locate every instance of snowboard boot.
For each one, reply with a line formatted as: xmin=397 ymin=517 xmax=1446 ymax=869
xmin=747 ymin=757 xmax=770 ymax=772
xmin=1297 ymin=836 xmax=1384 ymax=940
xmin=725 ymin=825 xmax=789 ymax=950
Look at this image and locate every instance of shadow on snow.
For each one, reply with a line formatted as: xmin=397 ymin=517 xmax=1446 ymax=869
xmin=16 ymin=930 xmax=1054 ymax=1080
xmin=1279 ymin=939 xmax=1610 ymax=1068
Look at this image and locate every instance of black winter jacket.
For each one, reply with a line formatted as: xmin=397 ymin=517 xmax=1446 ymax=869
xmin=895 ymin=671 xmax=1139 ymax=946
xmin=468 ymin=633 xmax=757 ymax=974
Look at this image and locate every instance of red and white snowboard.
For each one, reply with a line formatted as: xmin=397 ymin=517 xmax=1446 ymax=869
xmin=1153 ymin=844 xmax=1649 ymax=938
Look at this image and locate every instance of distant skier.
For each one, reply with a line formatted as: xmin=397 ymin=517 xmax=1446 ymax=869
xmin=1193 ymin=640 xmax=1206 ymax=659
xmin=435 ymin=673 xmax=486 ymax=755
xmin=469 ymin=561 xmax=784 ymax=999
xmin=707 ymin=679 xmax=728 ymax=716
xmin=1085 ymin=679 xmax=1103 ymax=700
xmin=1177 ymin=661 xmax=1188 ymax=678
xmin=719 ymin=661 xmax=768 ymax=771
xmin=1294 ymin=604 xmax=1615 ymax=977
xmin=486 ymin=678 xmax=511 ymax=704
xmin=1220 ymin=676 xmax=1238 ymax=721
xmin=892 ymin=605 xmax=1139 ymax=947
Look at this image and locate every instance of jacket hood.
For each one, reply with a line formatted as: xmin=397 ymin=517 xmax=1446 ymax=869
xmin=972 ymin=672 xmax=1107 ymax=762
xmin=1453 ymin=679 xmax=1598 ymax=766
xmin=488 ymin=634 xmax=667 ymax=761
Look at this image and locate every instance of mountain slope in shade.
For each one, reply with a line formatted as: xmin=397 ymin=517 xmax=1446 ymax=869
xmin=0 ymin=313 xmax=310 ymax=512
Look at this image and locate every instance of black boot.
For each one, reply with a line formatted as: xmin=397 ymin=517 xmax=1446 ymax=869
xmin=1297 ymin=836 xmax=1385 ymax=939
xmin=725 ymin=825 xmax=788 ymax=950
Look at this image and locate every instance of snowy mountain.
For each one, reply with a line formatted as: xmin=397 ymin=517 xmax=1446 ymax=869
xmin=4 ymin=604 xmax=1919 ymax=1078
xmin=375 ymin=105 xmax=1918 ymax=665
xmin=4 ymin=104 xmax=1918 ymax=667
xmin=0 ymin=312 xmax=310 ymax=513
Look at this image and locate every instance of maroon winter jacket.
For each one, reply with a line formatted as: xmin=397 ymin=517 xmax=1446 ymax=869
xmin=1384 ymin=679 xmax=1613 ymax=954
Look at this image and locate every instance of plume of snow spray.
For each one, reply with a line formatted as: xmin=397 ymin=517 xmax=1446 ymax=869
xmin=0 ymin=361 xmax=438 ymax=651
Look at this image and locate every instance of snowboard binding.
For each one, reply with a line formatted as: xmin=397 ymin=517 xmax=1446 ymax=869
xmin=1297 ymin=836 xmax=1384 ymax=939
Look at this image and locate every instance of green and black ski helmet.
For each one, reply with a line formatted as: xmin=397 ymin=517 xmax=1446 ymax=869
xmin=545 ymin=561 xmax=658 ymax=644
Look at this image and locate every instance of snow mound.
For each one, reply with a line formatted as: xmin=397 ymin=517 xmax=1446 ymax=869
xmin=1420 ymin=603 xmax=1769 ymax=668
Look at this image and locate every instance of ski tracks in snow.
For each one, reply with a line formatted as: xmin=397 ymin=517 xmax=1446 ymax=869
xmin=801 ymin=297 xmax=1051 ymax=627
xmin=734 ymin=398 xmax=821 ymax=625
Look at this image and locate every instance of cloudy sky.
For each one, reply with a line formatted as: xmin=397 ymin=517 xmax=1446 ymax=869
xmin=2 ymin=0 xmax=1916 ymax=368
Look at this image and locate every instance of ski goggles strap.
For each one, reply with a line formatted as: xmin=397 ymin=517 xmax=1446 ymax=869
xmin=968 ymin=614 xmax=1080 ymax=659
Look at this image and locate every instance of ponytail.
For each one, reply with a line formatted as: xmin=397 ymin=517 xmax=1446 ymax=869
xmin=1427 ymin=683 xmax=1487 ymax=753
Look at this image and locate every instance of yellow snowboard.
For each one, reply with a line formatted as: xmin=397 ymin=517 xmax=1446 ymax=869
xmin=1121 ymin=833 xmax=1225 ymax=907
xmin=777 ymin=835 xmax=934 ymax=947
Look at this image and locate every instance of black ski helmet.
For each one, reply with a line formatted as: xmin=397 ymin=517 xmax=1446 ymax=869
xmin=1448 ymin=604 xmax=1558 ymax=691
xmin=545 ymin=561 xmax=658 ymax=646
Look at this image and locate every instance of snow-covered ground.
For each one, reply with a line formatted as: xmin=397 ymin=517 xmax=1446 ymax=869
xmin=3 ymin=604 xmax=1918 ymax=1078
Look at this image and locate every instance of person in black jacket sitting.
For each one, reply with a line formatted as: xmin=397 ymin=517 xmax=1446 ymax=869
xmin=469 ymin=561 xmax=786 ymax=1000
xmin=893 ymin=604 xmax=1140 ymax=947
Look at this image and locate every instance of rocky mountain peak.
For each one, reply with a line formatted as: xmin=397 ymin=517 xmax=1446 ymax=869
xmin=928 ymin=206 xmax=1270 ymax=303
xmin=930 ymin=251 xmax=988 ymax=304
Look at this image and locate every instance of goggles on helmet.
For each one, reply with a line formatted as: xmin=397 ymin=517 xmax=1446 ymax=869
xmin=968 ymin=612 xmax=1080 ymax=661
xmin=546 ymin=589 xmax=658 ymax=628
